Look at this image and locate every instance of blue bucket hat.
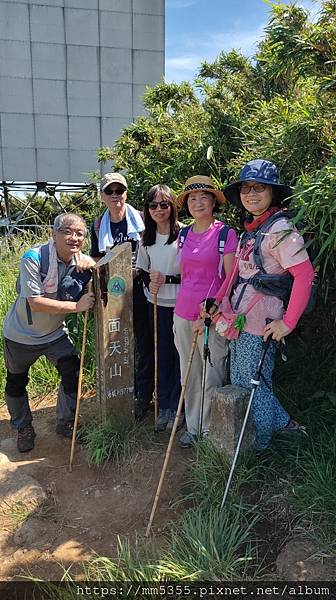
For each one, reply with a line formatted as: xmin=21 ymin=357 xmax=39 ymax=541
xmin=223 ymin=159 xmax=292 ymax=208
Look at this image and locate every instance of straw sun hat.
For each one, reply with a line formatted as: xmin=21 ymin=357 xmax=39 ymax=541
xmin=176 ymin=175 xmax=226 ymax=208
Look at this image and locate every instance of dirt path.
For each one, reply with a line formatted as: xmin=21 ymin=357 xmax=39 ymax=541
xmin=0 ymin=395 xmax=191 ymax=581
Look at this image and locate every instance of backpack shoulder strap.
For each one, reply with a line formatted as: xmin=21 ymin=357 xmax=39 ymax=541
xmin=253 ymin=212 xmax=290 ymax=272
xmin=93 ymin=216 xmax=102 ymax=239
xmin=217 ymin=223 xmax=230 ymax=277
xmin=39 ymin=243 xmax=50 ymax=282
xmin=178 ymin=225 xmax=191 ymax=249
xmin=217 ymin=224 xmax=229 ymax=254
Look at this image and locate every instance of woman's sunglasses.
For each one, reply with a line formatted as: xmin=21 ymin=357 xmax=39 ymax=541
xmin=148 ymin=201 xmax=171 ymax=210
xmin=104 ymin=187 xmax=126 ymax=196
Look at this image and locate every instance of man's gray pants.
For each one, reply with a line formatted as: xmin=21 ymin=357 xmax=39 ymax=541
xmin=4 ymin=335 xmax=79 ymax=429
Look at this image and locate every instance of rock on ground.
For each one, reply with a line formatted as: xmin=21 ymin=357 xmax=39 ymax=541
xmin=276 ymin=539 xmax=336 ymax=581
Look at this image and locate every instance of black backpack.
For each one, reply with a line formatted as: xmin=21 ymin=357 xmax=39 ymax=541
xmin=235 ymin=212 xmax=319 ymax=312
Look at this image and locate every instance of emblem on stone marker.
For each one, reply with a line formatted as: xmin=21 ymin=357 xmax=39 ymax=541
xmin=107 ymin=276 xmax=126 ymax=297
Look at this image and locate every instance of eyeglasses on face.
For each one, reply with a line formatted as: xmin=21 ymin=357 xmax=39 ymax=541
xmin=240 ymin=183 xmax=267 ymax=195
xmin=103 ymin=186 xmax=126 ymax=196
xmin=58 ymin=228 xmax=85 ymax=239
xmin=148 ymin=201 xmax=171 ymax=210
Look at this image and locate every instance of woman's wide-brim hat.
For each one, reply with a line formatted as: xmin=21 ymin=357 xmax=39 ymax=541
xmin=223 ymin=159 xmax=292 ymax=207
xmin=176 ymin=175 xmax=226 ymax=208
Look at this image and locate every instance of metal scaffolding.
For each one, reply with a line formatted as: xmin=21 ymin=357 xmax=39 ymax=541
xmin=0 ymin=181 xmax=98 ymax=239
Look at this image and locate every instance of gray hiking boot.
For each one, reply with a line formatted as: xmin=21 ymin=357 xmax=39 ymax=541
xmin=179 ymin=430 xmax=197 ymax=449
xmin=17 ymin=424 xmax=36 ymax=453
xmin=156 ymin=408 xmax=170 ymax=432
xmin=166 ymin=410 xmax=184 ymax=433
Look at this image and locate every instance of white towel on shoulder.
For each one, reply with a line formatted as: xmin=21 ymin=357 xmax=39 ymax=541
xmin=98 ymin=204 xmax=144 ymax=253
xmin=41 ymin=240 xmax=59 ymax=294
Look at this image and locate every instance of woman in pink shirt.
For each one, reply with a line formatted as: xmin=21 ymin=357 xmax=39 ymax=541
xmin=174 ymin=176 xmax=238 ymax=448
xmin=215 ymin=159 xmax=314 ymax=451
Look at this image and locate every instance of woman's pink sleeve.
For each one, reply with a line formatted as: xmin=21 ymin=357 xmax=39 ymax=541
xmin=223 ymin=228 xmax=238 ymax=255
xmin=283 ymin=260 xmax=315 ymax=330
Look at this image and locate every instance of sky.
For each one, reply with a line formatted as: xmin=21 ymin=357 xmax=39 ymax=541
xmin=165 ymin=0 xmax=320 ymax=83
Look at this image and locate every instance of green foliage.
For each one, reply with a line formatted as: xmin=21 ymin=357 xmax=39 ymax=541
xmin=292 ymin=162 xmax=336 ymax=285
xmin=274 ymin=325 xmax=336 ymax=430
xmin=161 ymin=505 xmax=258 ymax=580
xmin=181 ymin=438 xmax=260 ymax=509
xmin=82 ymin=418 xmax=151 ymax=468
xmin=98 ymin=101 xmax=211 ymax=208
xmin=87 ymin=538 xmax=158 ymax=581
xmin=97 ymin=0 xmax=336 ymax=298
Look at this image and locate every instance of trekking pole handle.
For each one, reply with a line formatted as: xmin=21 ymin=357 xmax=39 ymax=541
xmin=203 ymin=297 xmax=216 ymax=328
xmin=203 ymin=298 xmax=215 ymax=353
xmin=205 ymin=297 xmax=217 ymax=314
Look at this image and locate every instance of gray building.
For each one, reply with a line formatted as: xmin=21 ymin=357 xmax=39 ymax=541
xmin=0 ymin=0 xmax=165 ymax=182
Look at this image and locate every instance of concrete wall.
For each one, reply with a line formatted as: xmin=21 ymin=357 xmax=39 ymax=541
xmin=0 ymin=0 xmax=165 ymax=182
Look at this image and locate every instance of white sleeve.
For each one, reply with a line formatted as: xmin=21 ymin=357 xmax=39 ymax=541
xmin=135 ymin=242 xmax=150 ymax=271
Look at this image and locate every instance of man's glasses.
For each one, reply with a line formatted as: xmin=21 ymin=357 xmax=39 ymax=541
xmin=103 ymin=187 xmax=126 ymax=196
xmin=58 ymin=228 xmax=85 ymax=239
xmin=148 ymin=201 xmax=171 ymax=210
xmin=240 ymin=183 xmax=267 ymax=195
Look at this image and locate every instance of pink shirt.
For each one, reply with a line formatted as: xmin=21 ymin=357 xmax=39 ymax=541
xmin=231 ymin=218 xmax=310 ymax=335
xmin=174 ymin=221 xmax=238 ymax=321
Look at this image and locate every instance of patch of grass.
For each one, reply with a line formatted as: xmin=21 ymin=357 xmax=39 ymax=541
xmin=182 ymin=437 xmax=263 ymax=509
xmin=160 ymin=505 xmax=259 ymax=580
xmin=82 ymin=418 xmax=152 ymax=468
xmin=87 ymin=537 xmax=158 ymax=581
xmin=274 ymin=333 xmax=336 ymax=433
xmin=288 ymin=430 xmax=336 ymax=545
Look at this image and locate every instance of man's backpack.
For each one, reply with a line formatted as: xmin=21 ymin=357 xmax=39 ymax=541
xmin=17 ymin=243 xmax=91 ymax=324
xmin=236 ymin=212 xmax=319 ymax=312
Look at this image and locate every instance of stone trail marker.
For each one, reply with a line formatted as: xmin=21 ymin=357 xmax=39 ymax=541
xmin=208 ymin=385 xmax=255 ymax=462
xmin=93 ymin=242 xmax=134 ymax=423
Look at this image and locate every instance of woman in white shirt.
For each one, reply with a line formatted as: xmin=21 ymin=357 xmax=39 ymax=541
xmin=136 ymin=185 xmax=182 ymax=431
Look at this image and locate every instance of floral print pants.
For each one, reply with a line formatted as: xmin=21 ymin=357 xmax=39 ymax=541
xmin=230 ymin=331 xmax=289 ymax=449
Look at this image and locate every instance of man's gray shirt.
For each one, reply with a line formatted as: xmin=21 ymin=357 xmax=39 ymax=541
xmin=3 ymin=246 xmax=89 ymax=345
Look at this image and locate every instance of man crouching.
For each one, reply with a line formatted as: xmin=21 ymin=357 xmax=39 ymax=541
xmin=3 ymin=213 xmax=95 ymax=453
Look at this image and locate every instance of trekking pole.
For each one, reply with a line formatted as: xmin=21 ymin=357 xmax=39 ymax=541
xmin=199 ymin=298 xmax=215 ymax=436
xmin=152 ymin=293 xmax=158 ymax=432
xmin=146 ymin=331 xmax=198 ymax=537
xmin=220 ymin=326 xmax=272 ymax=510
xmin=69 ymin=281 xmax=92 ymax=473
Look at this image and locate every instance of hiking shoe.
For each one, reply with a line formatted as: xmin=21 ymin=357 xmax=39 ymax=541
xmin=279 ymin=419 xmax=307 ymax=437
xmin=179 ymin=430 xmax=197 ymax=449
xmin=272 ymin=419 xmax=308 ymax=450
xmin=156 ymin=408 xmax=170 ymax=432
xmin=56 ymin=420 xmax=74 ymax=439
xmin=17 ymin=424 xmax=36 ymax=453
xmin=166 ymin=410 xmax=184 ymax=433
